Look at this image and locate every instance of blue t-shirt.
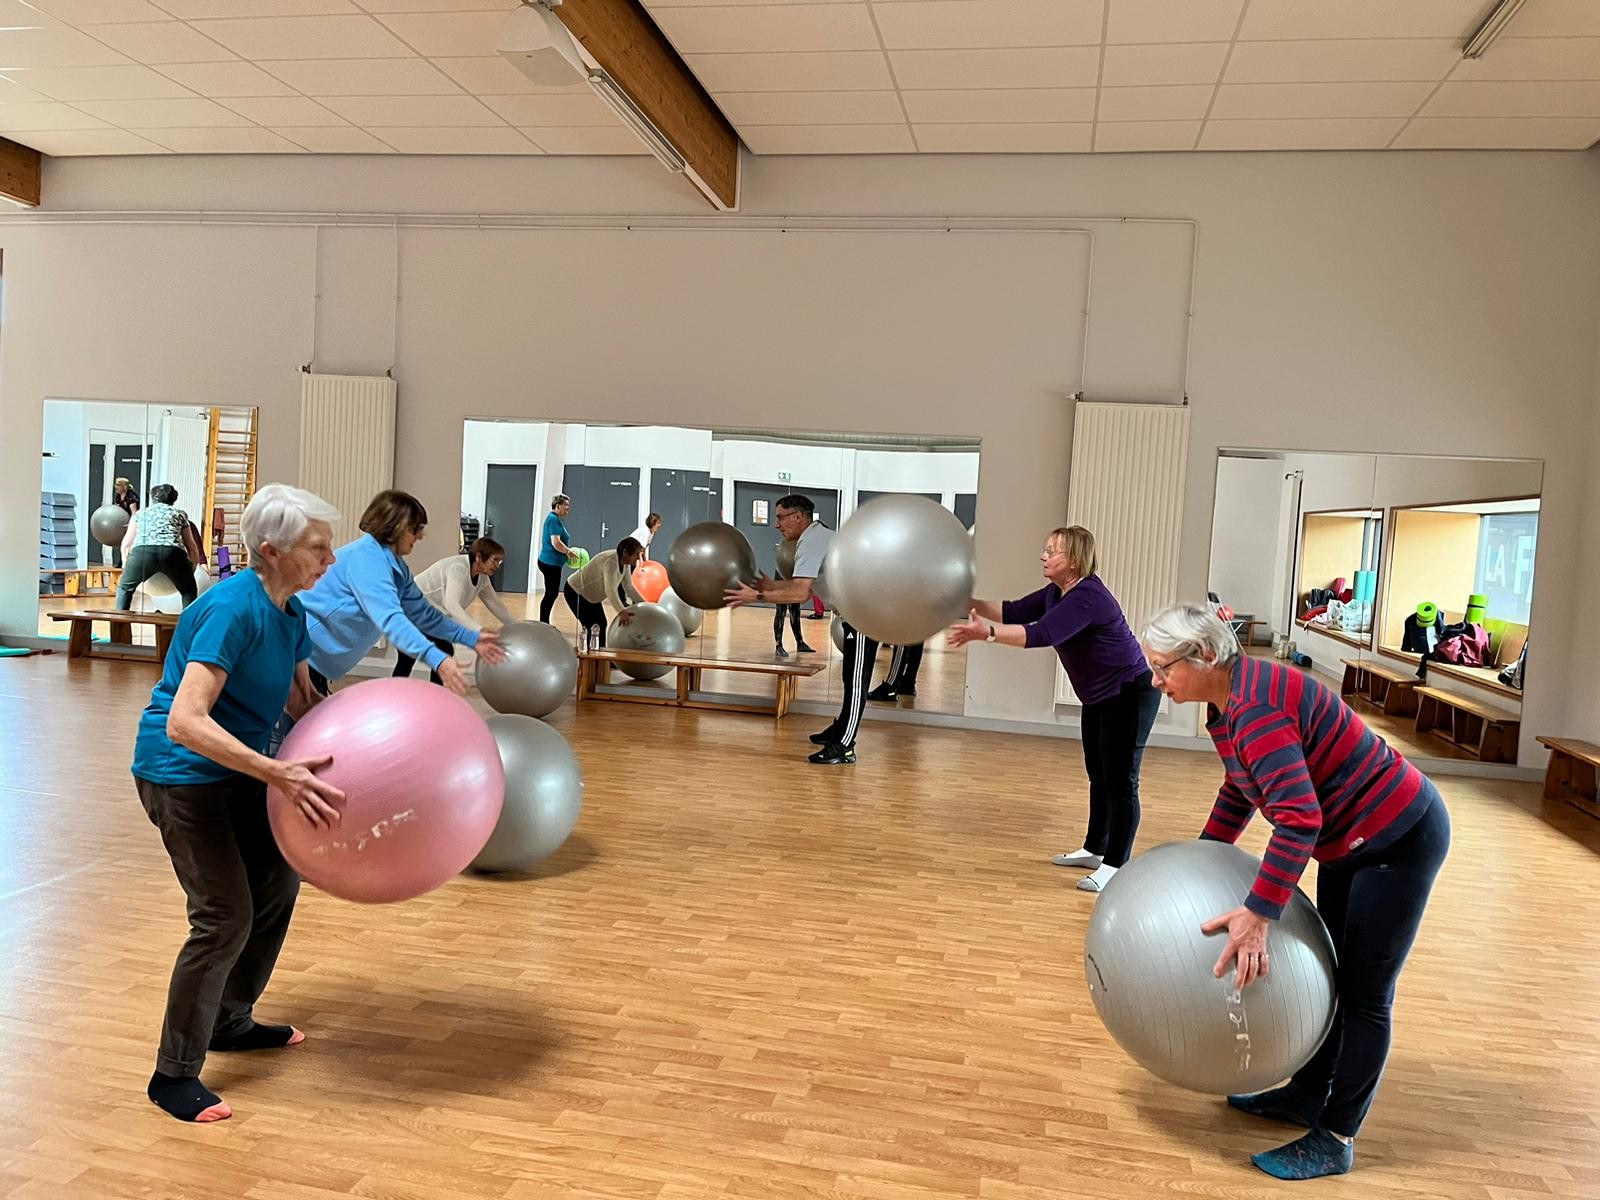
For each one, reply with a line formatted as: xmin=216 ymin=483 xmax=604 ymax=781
xmin=132 ymin=570 xmax=312 ymax=786
xmin=538 ymin=511 xmax=571 ymax=566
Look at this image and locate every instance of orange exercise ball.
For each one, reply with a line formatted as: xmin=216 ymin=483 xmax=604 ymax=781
xmin=632 ymin=560 xmax=669 ymax=604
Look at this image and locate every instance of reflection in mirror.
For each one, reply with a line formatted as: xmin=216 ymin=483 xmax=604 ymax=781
xmin=38 ymin=398 xmax=258 ymax=647
xmin=1209 ymin=448 xmax=1542 ymax=768
xmin=460 ymin=420 xmax=979 ymax=718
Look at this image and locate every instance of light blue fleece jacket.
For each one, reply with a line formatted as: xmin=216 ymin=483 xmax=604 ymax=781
xmin=300 ymin=533 xmax=478 ymax=679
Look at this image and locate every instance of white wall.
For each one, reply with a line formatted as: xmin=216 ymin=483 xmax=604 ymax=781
xmin=460 ymin=419 xmax=549 ymax=573
xmin=4 ymin=149 xmax=1600 ymax=764
xmin=1208 ymin=456 xmax=1288 ymax=626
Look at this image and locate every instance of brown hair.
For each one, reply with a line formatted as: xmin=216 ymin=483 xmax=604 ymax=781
xmin=616 ymin=536 xmax=643 ymax=562
xmin=467 ymin=536 xmax=505 ymax=562
xmin=1047 ymin=525 xmax=1097 ymax=577
xmin=359 ymin=489 xmax=428 ymax=547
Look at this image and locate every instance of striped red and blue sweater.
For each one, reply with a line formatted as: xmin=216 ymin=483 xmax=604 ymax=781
xmin=1204 ymin=656 xmax=1431 ymax=920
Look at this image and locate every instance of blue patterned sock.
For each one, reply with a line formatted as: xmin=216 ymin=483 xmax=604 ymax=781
xmin=1251 ymin=1127 xmax=1354 ymax=1180
xmin=1227 ymin=1084 xmax=1320 ymax=1127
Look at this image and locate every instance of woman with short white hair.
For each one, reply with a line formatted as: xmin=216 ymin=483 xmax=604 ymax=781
xmin=1141 ymin=602 xmax=1450 ymax=1180
xmin=132 ymin=483 xmax=347 ymax=1125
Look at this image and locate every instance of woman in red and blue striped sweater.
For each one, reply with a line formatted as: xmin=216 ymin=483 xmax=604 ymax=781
xmin=1140 ymin=603 xmax=1450 ymax=1181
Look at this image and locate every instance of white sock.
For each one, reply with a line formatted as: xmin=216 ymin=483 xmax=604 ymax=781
xmin=1078 ymin=863 xmax=1119 ymax=892
xmin=1051 ymin=848 xmax=1102 ymax=868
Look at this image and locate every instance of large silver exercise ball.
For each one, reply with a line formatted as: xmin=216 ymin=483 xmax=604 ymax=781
xmin=830 ymin=612 xmax=846 ymax=653
xmin=824 ymin=495 xmax=976 ymax=645
xmin=471 ymin=714 xmax=583 ymax=872
xmin=136 ymin=570 xmax=185 ymax=615
xmin=90 ymin=505 xmax=129 ymax=547
xmin=476 ymin=619 xmax=578 ymax=718
xmin=608 ymin=602 xmax=685 ymax=680
xmin=776 ymin=537 xmax=798 ymax=579
xmin=1084 ymin=840 xmax=1337 ymax=1095
xmin=666 ymin=521 xmax=757 ymax=610
xmin=656 ymin=587 xmax=702 ymax=637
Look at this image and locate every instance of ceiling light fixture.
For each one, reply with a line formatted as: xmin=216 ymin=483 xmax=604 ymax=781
xmin=1462 ymin=0 xmax=1527 ymax=60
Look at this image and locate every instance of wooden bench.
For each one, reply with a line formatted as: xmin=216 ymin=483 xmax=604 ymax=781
xmin=1340 ymin=658 xmax=1420 ymax=717
xmin=577 ymin=648 xmax=824 ymax=721
xmin=48 ymin=609 xmax=177 ymax=667
xmin=1535 ymin=736 xmax=1600 ymax=821
xmin=1414 ymin=685 xmax=1521 ymax=763
xmin=39 ymin=566 xmax=122 ymax=596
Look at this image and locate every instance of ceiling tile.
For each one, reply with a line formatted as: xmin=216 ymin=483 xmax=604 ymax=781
xmin=376 ymin=124 xmax=537 ymax=152
xmin=1507 ymin=0 xmax=1600 ymax=37
xmin=481 ymin=92 xmax=618 ymax=126
xmin=872 ymin=1 xmax=1103 ymax=51
xmin=1096 ymin=84 xmax=1213 ymax=121
xmin=914 ymin=122 xmax=1093 ymax=152
xmin=901 ymin=87 xmax=1094 ymax=124
xmin=888 ymin=47 xmax=1100 ymax=90
xmin=684 ymin=51 xmax=891 ymax=92
xmin=1239 ymin=0 xmax=1487 ymax=41
xmin=2 ymin=64 xmax=195 ymax=100
xmin=24 ymin=0 xmax=164 ymax=22
xmin=1093 ymin=119 xmax=1201 ymax=151
xmin=86 ymin=22 xmax=232 ymax=63
xmin=154 ymin=60 xmax=297 ymax=95
xmin=192 ymin=16 xmax=412 ymax=59
xmin=20 ymin=127 xmax=166 ymax=153
xmin=431 ymin=55 xmax=586 ymax=94
xmin=1198 ymin=116 xmax=1404 ymax=149
xmin=1453 ymin=38 xmax=1600 ymax=82
xmin=0 ymin=75 xmax=47 ymax=100
xmin=0 ymin=100 xmax=107 ymax=129
xmin=274 ymin=124 xmax=395 ymax=151
xmin=371 ymin=10 xmax=509 ymax=56
xmin=1210 ymin=82 xmax=1433 ymax=119
xmin=139 ymin=126 xmax=305 ymax=151
xmin=1102 ymin=43 xmax=1228 ymax=87
xmin=1421 ymin=80 xmax=1600 ymax=118
xmin=356 ymin=0 xmax=517 ymax=10
xmin=0 ymin=0 xmax=59 ymax=23
xmin=0 ymin=27 xmax=133 ymax=68
xmin=523 ymin=125 xmax=650 ymax=154
xmin=77 ymin=96 xmax=253 ymax=126
xmin=260 ymin=56 xmax=459 ymax=93
xmin=1106 ymin=0 xmax=1242 ymax=44
xmin=740 ymin=123 xmax=915 ymax=154
xmin=1394 ymin=116 xmax=1600 ymax=148
xmin=1224 ymin=39 xmax=1460 ymax=83
xmin=652 ymin=4 xmax=878 ymax=54
xmin=316 ymin=93 xmax=501 ymax=125
xmin=718 ymin=90 xmax=904 ymax=125
xmin=220 ymin=95 xmax=349 ymax=125
xmin=160 ymin=2 xmax=360 ymax=15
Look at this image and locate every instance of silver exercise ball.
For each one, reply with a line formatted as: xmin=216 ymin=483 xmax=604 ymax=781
xmin=656 ymin=587 xmax=702 ymax=637
xmin=666 ymin=521 xmax=757 ymax=610
xmin=830 ymin=612 xmax=846 ymax=653
xmin=776 ymin=537 xmax=798 ymax=579
xmin=824 ymin=495 xmax=976 ymax=645
xmin=471 ymin=714 xmax=583 ymax=872
xmin=1084 ymin=840 xmax=1337 ymax=1095
xmin=90 ymin=504 xmax=129 ymax=547
xmin=476 ymin=620 xmax=578 ymax=718
xmin=137 ymin=571 xmax=185 ymax=615
xmin=608 ymin=602 xmax=685 ymax=680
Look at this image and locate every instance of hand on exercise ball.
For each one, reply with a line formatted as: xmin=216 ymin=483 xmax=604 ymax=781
xmin=724 ymin=575 xmax=771 ymax=609
xmin=269 ymin=755 xmax=345 ymax=831
xmin=1201 ymin=905 xmax=1273 ymax=989
xmin=474 ymin=629 xmax=507 ymax=666
xmin=947 ymin=609 xmax=991 ymax=648
xmin=437 ymin=658 xmax=472 ymax=696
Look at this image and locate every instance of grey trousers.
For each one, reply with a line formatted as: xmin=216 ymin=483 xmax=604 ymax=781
xmin=135 ymin=775 xmax=300 ymax=1077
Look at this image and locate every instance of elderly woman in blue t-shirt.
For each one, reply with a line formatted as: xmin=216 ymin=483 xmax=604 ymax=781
xmin=131 ymin=483 xmax=346 ymax=1126
xmin=949 ymin=525 xmax=1159 ymax=892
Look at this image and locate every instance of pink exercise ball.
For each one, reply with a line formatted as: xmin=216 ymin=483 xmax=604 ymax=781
xmin=267 ymin=677 xmax=504 ymax=903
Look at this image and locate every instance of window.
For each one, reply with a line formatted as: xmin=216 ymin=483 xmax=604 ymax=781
xmin=1474 ymin=512 xmax=1538 ymax=624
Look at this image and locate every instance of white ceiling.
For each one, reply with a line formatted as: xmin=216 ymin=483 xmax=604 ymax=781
xmin=0 ymin=0 xmax=1595 ymax=158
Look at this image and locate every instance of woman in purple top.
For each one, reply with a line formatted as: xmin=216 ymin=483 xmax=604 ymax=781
xmin=950 ymin=526 xmax=1159 ymax=893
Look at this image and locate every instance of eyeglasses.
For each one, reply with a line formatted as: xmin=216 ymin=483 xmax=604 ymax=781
xmin=1147 ymin=653 xmax=1196 ymax=682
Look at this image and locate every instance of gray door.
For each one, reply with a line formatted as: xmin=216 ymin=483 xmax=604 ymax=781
xmin=562 ymin=465 xmax=640 ymax=559
xmin=733 ymin=481 xmax=839 ymax=582
xmin=649 ymin=468 xmax=720 ymax=562
xmin=484 ymin=463 xmax=537 ymax=593
xmin=954 ymin=492 xmax=977 ymax=531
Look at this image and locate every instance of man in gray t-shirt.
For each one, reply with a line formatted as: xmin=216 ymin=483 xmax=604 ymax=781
xmin=726 ymin=493 xmax=878 ymax=765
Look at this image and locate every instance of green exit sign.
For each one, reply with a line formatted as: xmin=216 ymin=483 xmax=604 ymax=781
xmin=777 ymin=471 xmax=791 ymax=482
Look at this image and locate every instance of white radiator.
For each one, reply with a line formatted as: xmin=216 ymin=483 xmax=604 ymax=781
xmin=1056 ymin=401 xmax=1191 ymax=706
xmin=298 ymin=372 xmax=397 ymax=548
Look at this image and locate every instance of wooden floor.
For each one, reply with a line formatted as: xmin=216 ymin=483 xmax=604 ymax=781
xmin=2 ymin=653 xmax=1597 ymax=1199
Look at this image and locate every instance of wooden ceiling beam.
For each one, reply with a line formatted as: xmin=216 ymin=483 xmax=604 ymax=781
xmin=0 ymin=135 xmax=41 ymax=208
xmin=554 ymin=0 xmax=740 ymax=211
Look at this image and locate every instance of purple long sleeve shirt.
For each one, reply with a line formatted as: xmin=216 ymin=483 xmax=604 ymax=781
xmin=1001 ymin=574 xmax=1149 ymax=706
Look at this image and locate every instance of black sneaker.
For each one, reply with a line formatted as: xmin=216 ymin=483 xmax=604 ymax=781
xmin=774 ymin=645 xmax=789 ymax=658
xmin=866 ymin=684 xmax=898 ymax=702
xmin=795 ymin=642 xmax=815 ymax=654
xmin=898 ymin=685 xmax=917 ymax=697
xmin=808 ymin=742 xmax=855 ymax=765
xmin=809 ymin=728 xmax=839 ymax=745
xmin=804 ymin=612 xmax=826 ymax=620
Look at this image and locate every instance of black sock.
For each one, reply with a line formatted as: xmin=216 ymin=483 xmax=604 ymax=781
xmin=209 ymin=1022 xmax=301 ymax=1052
xmin=148 ymin=1070 xmax=230 ymax=1122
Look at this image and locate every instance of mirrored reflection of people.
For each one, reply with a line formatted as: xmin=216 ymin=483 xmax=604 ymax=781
xmin=401 ymin=537 xmax=513 ymax=685
xmin=630 ymin=513 xmax=663 ymax=560
xmin=867 ymin=642 xmax=923 ymax=701
xmin=563 ymin=537 xmax=644 ymax=646
xmin=537 ymin=493 xmax=573 ymax=624
xmin=117 ymin=484 xmax=204 ymax=611
xmin=111 ymin=476 xmax=139 ymax=567
xmin=772 ymin=535 xmax=814 ymax=659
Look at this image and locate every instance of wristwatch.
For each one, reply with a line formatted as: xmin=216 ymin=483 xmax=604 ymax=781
xmin=985 ymin=624 xmax=998 ymax=643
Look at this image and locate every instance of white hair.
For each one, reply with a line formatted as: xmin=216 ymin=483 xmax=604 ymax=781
xmin=240 ymin=483 xmax=340 ymax=558
xmin=1142 ymin=602 xmax=1241 ymax=669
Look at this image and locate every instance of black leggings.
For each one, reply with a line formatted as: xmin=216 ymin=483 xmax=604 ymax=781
xmin=1078 ymin=672 xmax=1161 ymax=867
xmin=1282 ymin=793 xmax=1450 ymax=1136
xmin=563 ymin=584 xmax=608 ymax=646
xmin=537 ymin=561 xmax=563 ymax=623
xmin=393 ymin=634 xmax=454 ymax=685
xmin=773 ymin=603 xmax=803 ymax=645
xmin=116 ymin=544 xmax=197 ymax=611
